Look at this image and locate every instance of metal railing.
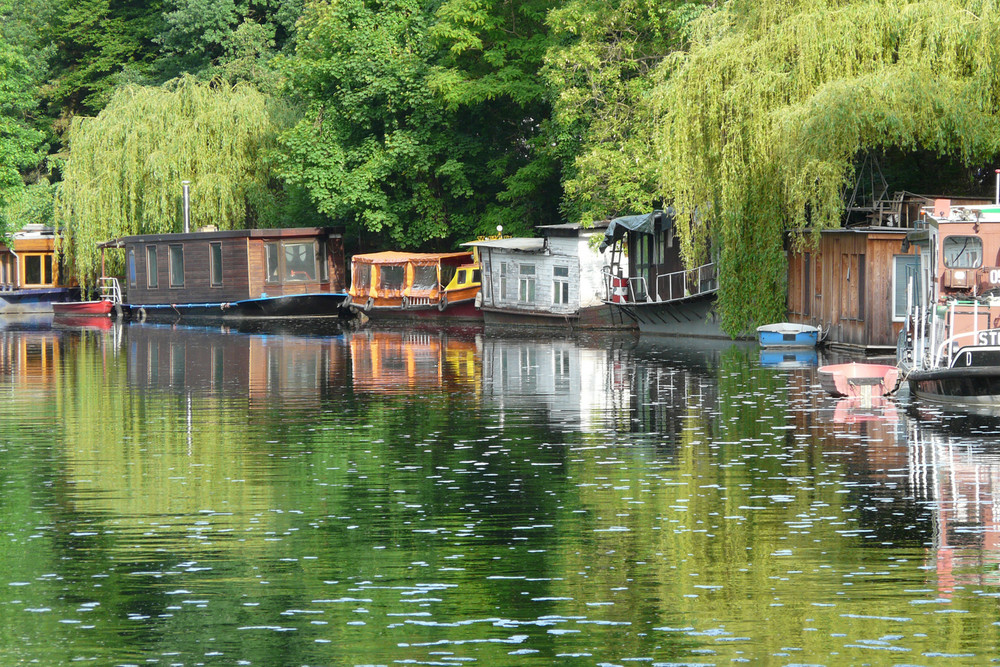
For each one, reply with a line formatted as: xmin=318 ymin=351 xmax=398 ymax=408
xmin=604 ymin=262 xmax=718 ymax=304
xmin=98 ymin=277 xmax=123 ymax=304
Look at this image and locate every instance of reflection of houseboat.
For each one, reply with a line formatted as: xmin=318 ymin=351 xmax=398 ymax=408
xmin=599 ymin=210 xmax=722 ymax=337
xmin=898 ymin=198 xmax=1000 ymax=405
xmin=114 ymin=227 xmax=351 ymax=325
xmin=465 ymin=222 xmax=634 ymax=331
xmin=0 ymin=225 xmax=79 ymax=313
xmin=349 ymin=329 xmax=481 ymax=393
xmin=126 ymin=324 xmax=349 ymax=404
xmin=348 ymin=251 xmax=481 ymax=323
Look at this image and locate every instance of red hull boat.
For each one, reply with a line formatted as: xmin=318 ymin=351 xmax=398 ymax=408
xmin=52 ymin=299 xmax=114 ymax=316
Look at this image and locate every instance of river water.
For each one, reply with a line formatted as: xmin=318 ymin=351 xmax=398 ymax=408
xmin=0 ymin=317 xmax=998 ymax=665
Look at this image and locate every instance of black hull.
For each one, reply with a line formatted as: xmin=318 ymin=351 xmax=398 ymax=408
xmin=610 ymin=293 xmax=729 ymax=338
xmin=130 ymin=293 xmax=353 ymax=325
xmin=908 ymin=365 xmax=1000 ymax=404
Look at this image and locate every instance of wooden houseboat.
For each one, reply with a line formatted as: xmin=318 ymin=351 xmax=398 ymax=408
xmin=347 ymin=251 xmax=482 ymax=323
xmin=466 ymin=221 xmax=634 ymax=331
xmin=116 ymin=227 xmax=351 ymax=325
xmin=599 ymin=210 xmax=722 ymax=337
xmin=0 ymin=225 xmax=79 ymax=313
xmin=785 ymin=193 xmax=991 ymax=352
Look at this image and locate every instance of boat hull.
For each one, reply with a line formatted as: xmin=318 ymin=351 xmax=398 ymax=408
xmin=481 ymin=303 xmax=636 ymax=332
xmin=360 ymin=297 xmax=482 ymax=324
xmin=130 ymin=293 xmax=353 ymax=324
xmin=818 ymin=363 xmax=900 ymax=398
xmin=0 ymin=288 xmax=79 ymax=314
xmin=610 ymin=294 xmax=728 ymax=338
xmin=907 ymin=366 xmax=1000 ymax=404
xmin=52 ymin=300 xmax=115 ymax=316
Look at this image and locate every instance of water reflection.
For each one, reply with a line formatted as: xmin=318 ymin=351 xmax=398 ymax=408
xmin=3 ymin=324 xmax=1000 ymax=663
xmin=908 ymin=416 xmax=1000 ymax=594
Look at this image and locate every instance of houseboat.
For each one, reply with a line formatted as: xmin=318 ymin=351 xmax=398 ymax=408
xmin=785 ymin=192 xmax=991 ymax=352
xmin=599 ymin=210 xmax=722 ymax=337
xmin=898 ymin=198 xmax=1000 ymax=406
xmin=0 ymin=225 xmax=79 ymax=313
xmin=465 ymin=222 xmax=634 ymax=331
xmin=115 ymin=227 xmax=351 ymax=325
xmin=347 ymin=251 xmax=481 ymax=323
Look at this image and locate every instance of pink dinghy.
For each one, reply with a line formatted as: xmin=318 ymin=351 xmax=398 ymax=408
xmin=818 ymin=362 xmax=900 ymax=398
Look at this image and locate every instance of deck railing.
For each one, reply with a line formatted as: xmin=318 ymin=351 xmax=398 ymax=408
xmin=604 ymin=262 xmax=718 ymax=305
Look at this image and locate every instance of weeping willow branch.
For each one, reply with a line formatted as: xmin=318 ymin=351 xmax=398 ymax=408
xmin=652 ymin=0 xmax=1000 ymax=335
xmin=54 ymin=76 xmax=281 ymax=289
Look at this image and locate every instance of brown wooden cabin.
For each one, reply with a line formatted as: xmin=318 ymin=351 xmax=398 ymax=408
xmin=785 ymin=194 xmax=991 ymax=351
xmin=118 ymin=227 xmax=347 ymax=306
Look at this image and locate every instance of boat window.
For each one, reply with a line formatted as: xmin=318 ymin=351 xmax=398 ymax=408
xmin=499 ymin=262 xmax=508 ymax=300
xmin=472 ymin=268 xmax=481 ymax=283
xmin=23 ymin=255 xmax=42 ymax=285
xmin=553 ymin=265 xmax=570 ymax=305
xmin=519 ymin=263 xmax=536 ymax=303
xmin=265 ymin=243 xmax=279 ymax=283
xmin=284 ymin=242 xmax=316 ymax=281
xmin=128 ymin=249 xmax=136 ymax=288
xmin=380 ymin=264 xmax=405 ymax=290
xmin=893 ymin=255 xmax=921 ymax=320
xmin=412 ymin=265 xmax=437 ymax=290
xmin=353 ymin=262 xmax=370 ymax=290
xmin=169 ymin=245 xmax=184 ymax=287
xmin=943 ymin=235 xmax=982 ymax=268
xmin=439 ymin=265 xmax=457 ymax=288
xmin=319 ymin=242 xmax=329 ymax=282
xmin=210 ymin=242 xmax=223 ymax=287
xmin=146 ymin=246 xmax=158 ymax=288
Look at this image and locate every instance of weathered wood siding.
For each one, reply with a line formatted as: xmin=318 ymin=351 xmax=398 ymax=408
xmin=787 ymin=229 xmax=917 ymax=350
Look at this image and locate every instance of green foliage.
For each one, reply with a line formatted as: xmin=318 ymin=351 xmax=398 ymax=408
xmin=278 ymin=0 xmax=566 ymax=249
xmin=54 ymin=76 xmax=284 ymax=287
xmin=429 ymin=0 xmax=564 ymax=234
xmin=46 ymin=0 xmax=164 ymax=116
xmin=155 ymin=0 xmax=303 ymax=89
xmin=545 ymin=0 xmax=711 ymax=223
xmin=278 ymin=0 xmax=464 ymax=247
xmin=0 ymin=31 xmax=49 ymax=237
xmin=651 ymin=0 xmax=1000 ymax=335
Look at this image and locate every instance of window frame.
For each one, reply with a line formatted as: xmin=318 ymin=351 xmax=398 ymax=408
xmin=210 ymin=242 xmax=223 ymax=287
xmin=146 ymin=245 xmax=158 ymax=288
xmin=168 ymin=244 xmax=184 ymax=288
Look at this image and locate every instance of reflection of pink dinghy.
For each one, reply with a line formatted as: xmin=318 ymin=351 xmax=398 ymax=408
xmin=819 ymin=363 xmax=900 ymax=398
xmin=832 ymin=396 xmax=899 ymax=423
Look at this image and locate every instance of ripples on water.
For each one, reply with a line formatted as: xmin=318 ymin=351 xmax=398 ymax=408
xmin=0 ymin=320 xmax=998 ymax=665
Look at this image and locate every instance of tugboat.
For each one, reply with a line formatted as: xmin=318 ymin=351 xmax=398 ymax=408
xmin=898 ymin=193 xmax=1000 ymax=405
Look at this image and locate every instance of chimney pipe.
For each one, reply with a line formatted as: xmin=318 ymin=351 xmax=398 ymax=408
xmin=182 ymin=181 xmax=191 ymax=233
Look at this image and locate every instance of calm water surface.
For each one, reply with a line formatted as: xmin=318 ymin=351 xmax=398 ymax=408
xmin=1 ymin=318 xmax=998 ymax=665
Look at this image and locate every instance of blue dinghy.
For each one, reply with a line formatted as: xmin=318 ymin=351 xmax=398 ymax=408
xmin=756 ymin=322 xmax=821 ymax=349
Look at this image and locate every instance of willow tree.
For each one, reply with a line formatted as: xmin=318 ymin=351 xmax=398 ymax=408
xmin=649 ymin=0 xmax=1000 ymax=335
xmin=55 ymin=76 xmax=281 ymax=288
